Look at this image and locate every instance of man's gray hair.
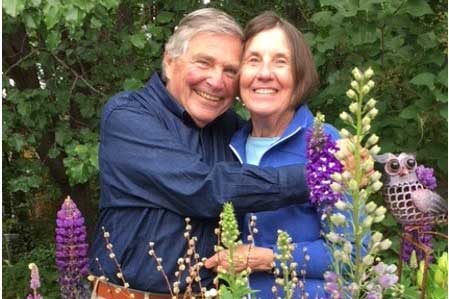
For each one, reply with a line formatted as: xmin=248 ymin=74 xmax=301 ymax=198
xmin=162 ymin=8 xmax=243 ymax=76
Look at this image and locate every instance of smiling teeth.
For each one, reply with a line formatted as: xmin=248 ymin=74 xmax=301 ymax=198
xmin=196 ymin=90 xmax=220 ymax=101
xmin=254 ymin=89 xmax=276 ymax=94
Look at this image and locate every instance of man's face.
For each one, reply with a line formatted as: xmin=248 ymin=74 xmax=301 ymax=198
xmin=164 ymin=32 xmax=242 ymax=128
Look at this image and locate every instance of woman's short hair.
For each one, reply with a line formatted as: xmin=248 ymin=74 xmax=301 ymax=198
xmin=243 ymin=11 xmax=318 ymax=107
xmin=162 ymin=8 xmax=243 ymax=77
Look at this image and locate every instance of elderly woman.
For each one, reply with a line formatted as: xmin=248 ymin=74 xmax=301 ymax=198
xmin=205 ymin=11 xmax=342 ymax=298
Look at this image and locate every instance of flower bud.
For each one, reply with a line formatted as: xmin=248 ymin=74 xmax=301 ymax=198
xmin=373 ymin=214 xmax=385 ymax=223
xmin=350 ymin=81 xmax=359 ymax=90
xmin=352 ymin=67 xmax=363 ymax=81
xmin=366 ymin=134 xmax=379 ymax=147
xmin=362 ymin=158 xmax=374 ymax=172
xmin=326 ymin=232 xmax=340 ymax=243
xmin=366 ymin=98 xmax=376 ymax=108
xmin=330 ymin=213 xmax=346 ymax=226
xmin=346 ymin=89 xmax=357 ymax=99
xmin=330 ymin=182 xmax=342 ymax=192
xmin=339 ymin=111 xmax=351 ymax=122
xmin=362 ymin=216 xmax=373 ymax=228
xmin=362 ymin=124 xmax=371 ymax=134
xmin=371 ymin=232 xmax=383 ymax=243
xmin=368 ymin=108 xmax=378 ymax=119
xmin=349 ymin=179 xmax=358 ymax=192
xmin=363 ymin=255 xmax=374 ymax=266
xmin=361 ymin=85 xmax=370 ymax=95
xmin=364 ymin=68 xmax=374 ymax=79
xmin=365 ymin=201 xmax=377 ymax=213
xmin=342 ymin=171 xmax=352 ymax=180
xmin=340 ymin=128 xmax=351 ymax=138
xmin=362 ymin=116 xmax=371 ymax=126
xmin=349 ymin=102 xmax=359 ymax=113
xmin=366 ymin=80 xmax=375 ymax=89
xmin=371 ymin=181 xmax=383 ymax=192
xmin=380 ymin=239 xmax=392 ymax=250
xmin=331 ymin=172 xmax=342 ymax=182
xmin=370 ymin=171 xmax=382 ymax=182
xmin=343 ymin=241 xmax=353 ymax=254
xmin=409 ymin=250 xmax=418 ymax=269
xmin=369 ymin=145 xmax=381 ymax=155
xmin=334 ymin=200 xmax=347 ymax=210
xmin=375 ymin=206 xmax=387 ymax=216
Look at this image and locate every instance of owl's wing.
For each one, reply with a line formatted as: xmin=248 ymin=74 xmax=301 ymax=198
xmin=411 ymin=189 xmax=448 ymax=214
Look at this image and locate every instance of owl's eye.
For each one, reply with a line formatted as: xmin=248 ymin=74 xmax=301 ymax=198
xmin=386 ymin=159 xmax=400 ymax=173
xmin=406 ymin=158 xmax=416 ymax=169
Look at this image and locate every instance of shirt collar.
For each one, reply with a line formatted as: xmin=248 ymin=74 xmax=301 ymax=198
xmin=230 ymin=104 xmax=314 ymax=160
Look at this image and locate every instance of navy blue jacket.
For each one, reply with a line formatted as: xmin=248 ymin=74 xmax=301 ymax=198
xmin=88 ymin=73 xmax=310 ymax=292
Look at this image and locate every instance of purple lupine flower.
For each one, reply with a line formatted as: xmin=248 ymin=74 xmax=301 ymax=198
xmin=416 ymin=165 xmax=437 ymax=190
xmin=56 ymin=196 xmax=89 ymax=299
xmin=401 ymin=224 xmax=433 ymax=263
xmin=306 ymin=115 xmax=343 ymax=211
xmin=378 ymin=273 xmax=398 ymax=288
xmin=27 ymin=263 xmax=42 ymax=299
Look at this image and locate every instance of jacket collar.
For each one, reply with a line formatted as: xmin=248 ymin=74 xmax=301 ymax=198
xmin=229 ymin=104 xmax=314 ymax=163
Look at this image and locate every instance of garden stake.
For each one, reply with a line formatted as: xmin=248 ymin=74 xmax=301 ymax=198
xmin=398 ymin=226 xmax=448 ymax=299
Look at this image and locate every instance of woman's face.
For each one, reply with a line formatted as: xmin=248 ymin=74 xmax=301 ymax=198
xmin=239 ymin=27 xmax=295 ymax=120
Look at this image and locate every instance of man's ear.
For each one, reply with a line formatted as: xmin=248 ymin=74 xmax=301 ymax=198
xmin=163 ymin=52 xmax=174 ymax=81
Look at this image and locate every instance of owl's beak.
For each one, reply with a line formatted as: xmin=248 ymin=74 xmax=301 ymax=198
xmin=399 ymin=168 xmax=409 ymax=176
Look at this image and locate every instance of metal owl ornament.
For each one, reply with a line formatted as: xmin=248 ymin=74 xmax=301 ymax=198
xmin=375 ymin=152 xmax=447 ymax=226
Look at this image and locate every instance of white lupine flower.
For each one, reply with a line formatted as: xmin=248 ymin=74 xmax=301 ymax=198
xmin=364 ymin=67 xmax=374 ymax=79
xmin=346 ymin=89 xmax=357 ymax=99
xmin=352 ymin=67 xmax=363 ymax=80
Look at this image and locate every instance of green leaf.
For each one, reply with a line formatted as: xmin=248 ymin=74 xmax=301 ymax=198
xmin=433 ymin=89 xmax=448 ymax=103
xmin=437 ymin=65 xmax=448 ymax=87
xmin=417 ymin=32 xmax=438 ymax=49
xmin=3 ymin=0 xmax=25 ymax=17
xmin=65 ymin=6 xmax=81 ymax=23
xmin=23 ymin=13 xmax=39 ymax=29
xmin=29 ymin=0 xmax=42 ymax=7
xmin=100 ymin=0 xmax=119 ymax=9
xmin=43 ymin=2 xmax=60 ymax=29
xmin=46 ymin=31 xmax=61 ymax=51
xmin=48 ymin=147 xmax=60 ymax=159
xmin=402 ymin=0 xmax=433 ymax=17
xmin=439 ymin=104 xmax=447 ymax=120
xmin=130 ymin=33 xmax=146 ymax=49
xmin=156 ymin=11 xmax=174 ymax=24
xmin=410 ymin=72 xmax=436 ymax=90
xmin=123 ymin=78 xmax=142 ymax=90
xmin=399 ymin=105 xmax=419 ymax=119
xmin=90 ymin=17 xmax=102 ymax=29
xmin=310 ymin=11 xmax=334 ymax=27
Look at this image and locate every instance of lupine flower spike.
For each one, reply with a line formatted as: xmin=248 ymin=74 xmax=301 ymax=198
xmin=55 ymin=196 xmax=89 ymax=299
xmin=306 ymin=112 xmax=343 ymax=214
xmin=27 ymin=263 xmax=42 ymax=299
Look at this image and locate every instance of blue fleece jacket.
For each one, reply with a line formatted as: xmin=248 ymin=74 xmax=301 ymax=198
xmin=229 ymin=105 xmax=339 ymax=299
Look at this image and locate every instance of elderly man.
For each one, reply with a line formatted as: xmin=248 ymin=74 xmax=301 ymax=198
xmin=89 ymin=8 xmax=309 ymax=299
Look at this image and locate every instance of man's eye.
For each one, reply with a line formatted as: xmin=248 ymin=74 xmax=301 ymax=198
xmin=196 ymin=60 xmax=209 ymax=67
xmin=224 ymin=69 xmax=238 ymax=78
xmin=275 ymin=58 xmax=288 ymax=64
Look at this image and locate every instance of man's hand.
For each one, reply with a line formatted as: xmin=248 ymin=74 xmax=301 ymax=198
xmin=204 ymin=244 xmax=274 ymax=273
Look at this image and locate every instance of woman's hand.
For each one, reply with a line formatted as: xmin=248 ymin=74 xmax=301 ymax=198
xmin=204 ymin=244 xmax=274 ymax=273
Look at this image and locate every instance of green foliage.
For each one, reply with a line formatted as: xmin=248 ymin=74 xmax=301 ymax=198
xmin=2 ymin=245 xmax=60 ymax=299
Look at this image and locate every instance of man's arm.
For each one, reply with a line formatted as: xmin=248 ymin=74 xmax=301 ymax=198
xmin=100 ymin=105 xmax=308 ymax=218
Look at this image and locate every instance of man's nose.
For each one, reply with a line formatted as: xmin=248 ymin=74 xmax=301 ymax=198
xmin=206 ymin=69 xmax=225 ymax=90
